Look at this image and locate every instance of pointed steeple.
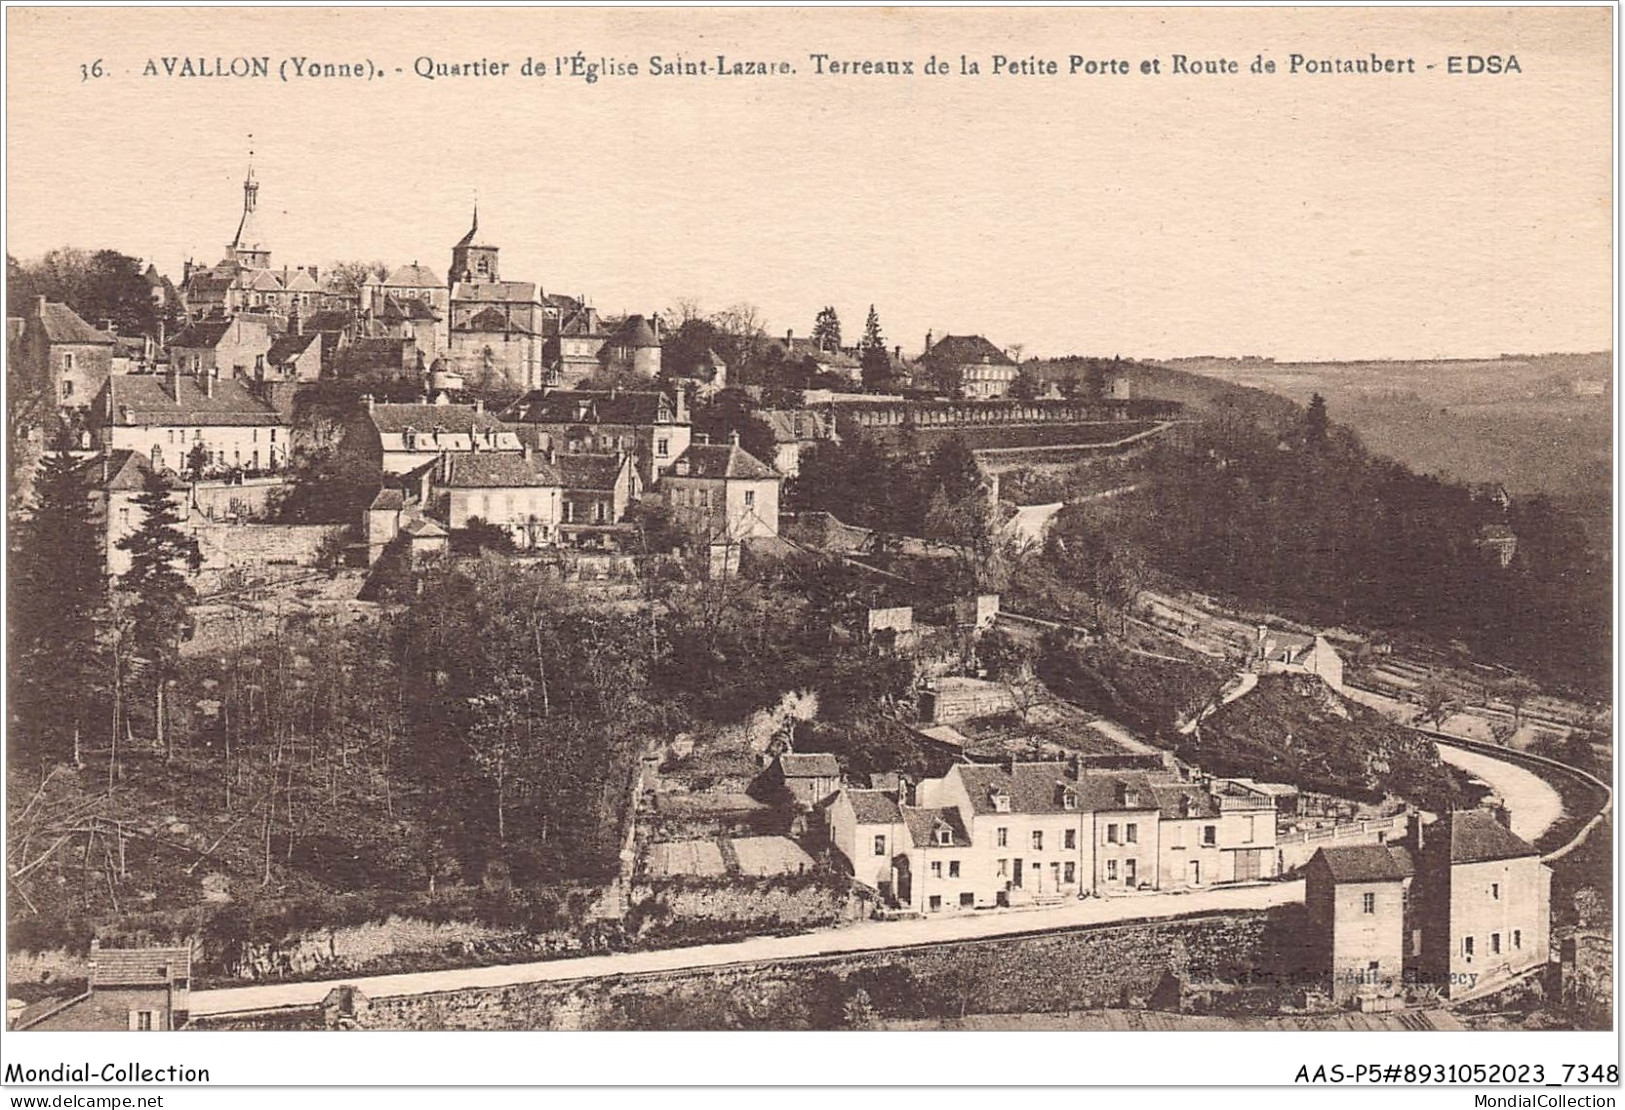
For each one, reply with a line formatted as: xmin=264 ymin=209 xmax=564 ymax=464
xmin=230 ymin=138 xmax=269 ymax=267
xmin=454 ymin=202 xmax=480 ymax=249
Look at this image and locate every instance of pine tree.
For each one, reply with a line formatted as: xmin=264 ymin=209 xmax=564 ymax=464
xmin=1305 ymin=392 xmax=1329 ymax=446
xmin=117 ymin=467 xmax=201 ymax=761
xmin=861 ymin=304 xmax=884 ymax=351
xmin=859 ymin=304 xmax=891 ymax=391
xmin=10 ymin=450 xmax=106 ymax=767
xmin=811 ymin=306 xmax=842 ymax=352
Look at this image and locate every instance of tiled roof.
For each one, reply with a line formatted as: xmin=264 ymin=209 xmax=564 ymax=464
xmin=902 ymin=805 xmax=971 ymax=849
xmin=666 ymin=442 xmax=777 ymax=481
xmin=1447 ymin=810 xmax=1539 ymax=865
xmin=501 ymin=389 xmax=677 ymax=427
xmin=957 ymin=762 xmax=1126 ymax=816
xmin=69 ymin=449 xmax=178 ymax=492
xmin=366 ymin=403 xmax=508 ymax=435
xmin=457 ymin=306 xmax=532 ymax=334
xmin=105 ymin=376 xmax=283 ymax=427
xmin=1149 ymin=783 xmax=1220 ymax=820
xmin=92 ymin=945 xmax=192 ymax=986
xmin=283 ymin=268 xmax=321 ymax=293
xmin=380 ymin=295 xmax=440 ymax=323
xmin=170 ymin=320 xmax=235 ymax=349
xmin=922 ymin=334 xmax=1014 ymax=367
xmin=342 ymin=337 xmax=416 ymax=374
xmin=369 ymin=489 xmax=405 ymax=512
xmin=37 ymin=302 xmax=114 ymax=345
xmin=440 ymin=453 xmax=560 ymax=489
xmin=779 ymin=752 xmax=840 ymax=778
xmin=556 ymin=453 xmax=625 ymax=492
xmin=846 ymin=789 xmax=903 ymax=824
xmin=383 ymin=263 xmax=443 ymax=287
xmin=452 ymin=281 xmax=536 ymax=304
xmin=246 ymin=269 xmax=285 ymax=292
xmin=400 ymin=516 xmax=448 ymax=538
xmin=1312 ymin=845 xmax=1410 ymax=883
xmin=607 ymin=314 xmax=660 ymax=349
xmin=267 ymin=332 xmax=320 ymax=364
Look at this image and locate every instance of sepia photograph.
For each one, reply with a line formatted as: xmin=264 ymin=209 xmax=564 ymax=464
xmin=1 ymin=2 xmax=1616 ymax=1097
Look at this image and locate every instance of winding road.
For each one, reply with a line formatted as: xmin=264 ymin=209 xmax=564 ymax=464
xmin=1435 ymin=742 xmax=1563 ymax=843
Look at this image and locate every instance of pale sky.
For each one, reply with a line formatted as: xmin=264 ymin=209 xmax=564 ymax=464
xmin=5 ymin=6 xmax=1613 ymax=361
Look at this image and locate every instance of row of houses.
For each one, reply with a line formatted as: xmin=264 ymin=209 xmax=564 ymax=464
xmin=825 ymin=757 xmax=1285 ymax=912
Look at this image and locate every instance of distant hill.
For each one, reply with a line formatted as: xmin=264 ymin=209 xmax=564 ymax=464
xmin=1156 ymin=353 xmax=1613 ymax=510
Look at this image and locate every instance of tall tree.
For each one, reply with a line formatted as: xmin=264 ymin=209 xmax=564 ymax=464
xmin=10 ymin=451 xmax=107 ymax=767
xmin=811 ymin=306 xmax=842 ymax=352
xmin=859 ymin=305 xmax=891 ymax=391
xmin=117 ymin=468 xmax=201 ymax=760
xmin=1304 ymin=392 xmax=1329 ymax=446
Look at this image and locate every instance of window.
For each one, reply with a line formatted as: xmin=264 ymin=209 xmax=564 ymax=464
xmin=959 ymin=892 xmax=974 ymax=908
xmin=948 ymin=861 xmax=960 ymax=879
xmin=1491 ymin=933 xmax=1501 ymax=955
xmin=1050 ymin=862 xmax=1060 ymax=886
xmin=996 ymin=858 xmax=1008 ymax=877
xmin=255 ymin=354 xmax=265 ymax=374
xmin=1362 ymin=892 xmax=1376 ymax=914
xmin=132 ymin=1010 xmax=155 ymax=1031
xmin=996 ymin=827 xmax=1008 ymax=847
xmin=1202 ymin=825 xmax=1217 ymax=847
xmin=1463 ymin=936 xmax=1475 ymax=959
xmin=1513 ymin=929 xmax=1522 ymax=950
xmin=935 ymin=826 xmax=952 ymax=846
xmin=1125 ymin=823 xmax=1138 ymax=844
xmin=744 ymin=489 xmax=756 ymax=507
xmin=1106 ymin=823 xmax=1119 ymax=844
xmin=1063 ymin=861 xmax=1076 ymax=884
xmin=930 ymin=861 xmax=942 ymax=879
xmin=1064 ymin=828 xmax=1076 ymax=850
xmin=1125 ymin=859 xmax=1137 ymax=885
xmin=1491 ymin=882 xmax=1500 ymax=900
xmin=1031 ymin=830 xmax=1043 ymax=851
xmin=1106 ymin=860 xmax=1118 ymax=880
xmin=270 ymin=428 xmax=277 ymax=443
xmin=872 ymin=835 xmax=886 ymax=857
xmin=929 ymin=895 xmax=942 ymax=912
xmin=61 ymin=380 xmax=74 ymax=400
xmin=1244 ymin=815 xmax=1256 ymax=843
xmin=656 ymin=438 xmax=668 ymax=457
xmin=62 ymin=352 xmax=75 ymax=370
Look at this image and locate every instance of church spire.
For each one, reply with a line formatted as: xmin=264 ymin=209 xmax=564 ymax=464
xmin=230 ymin=136 xmax=269 ymax=267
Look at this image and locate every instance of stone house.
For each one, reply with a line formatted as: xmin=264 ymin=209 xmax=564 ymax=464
xmin=556 ymin=452 xmax=636 ymax=540
xmin=1305 ymin=845 xmax=1411 ymax=1005
xmin=167 ymin=315 xmax=273 ymax=382
xmin=12 ymin=941 xmax=192 ymax=1031
xmin=341 ymin=398 xmax=523 ymax=475
xmin=265 ymin=331 xmax=323 ymax=382
xmin=17 ymin=297 xmax=115 ymax=411
xmin=95 ymin=369 xmax=291 ymax=477
xmin=433 ymin=449 xmax=563 ymax=548
xmin=500 ymin=388 xmax=691 ymax=488
xmin=1411 ymin=809 xmax=1551 ymax=999
xmin=771 ymin=752 xmax=842 ymax=809
xmin=1254 ymin=629 xmax=1345 ymax=691
xmin=661 ymin=433 xmax=781 ymax=544
xmin=597 ymin=314 xmax=664 ymax=378
xmin=918 ymin=333 xmax=1019 ymax=399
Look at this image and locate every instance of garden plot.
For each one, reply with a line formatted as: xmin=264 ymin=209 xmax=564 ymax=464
xmin=647 ymin=840 xmax=728 ymax=879
xmin=729 ymin=836 xmax=815 ymax=878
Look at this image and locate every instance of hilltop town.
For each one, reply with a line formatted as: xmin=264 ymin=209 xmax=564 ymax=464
xmin=5 ymin=165 xmax=1611 ymax=1033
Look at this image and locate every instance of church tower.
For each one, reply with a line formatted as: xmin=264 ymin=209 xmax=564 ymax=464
xmin=229 ymin=160 xmax=271 ymax=270
xmin=448 ymin=204 xmax=499 ymax=286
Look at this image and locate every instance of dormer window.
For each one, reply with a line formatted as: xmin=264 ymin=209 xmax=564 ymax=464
xmin=990 ymin=788 xmax=1011 ymax=814
xmin=934 ymin=823 xmax=953 ymax=846
xmin=1060 ymin=787 xmax=1077 ymax=811
xmin=402 ymin=427 xmax=417 ymax=450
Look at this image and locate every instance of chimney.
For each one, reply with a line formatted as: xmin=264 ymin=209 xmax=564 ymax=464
xmin=522 ymin=442 xmax=533 ymax=462
xmin=361 ymin=393 xmax=374 ymax=412
xmin=546 ymin=446 xmax=556 ymax=466
xmin=786 ymin=328 xmax=794 ymax=344
xmin=202 ymin=372 xmax=214 ymax=398
xmin=728 ymin=429 xmax=740 ymax=448
xmin=924 ymin=330 xmax=933 ymax=353
xmin=167 ymin=364 xmax=183 ymax=401
xmin=438 ymin=450 xmax=450 ymax=484
xmin=472 ymin=397 xmax=484 ymax=415
xmin=894 ymin=345 xmax=902 ymax=361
